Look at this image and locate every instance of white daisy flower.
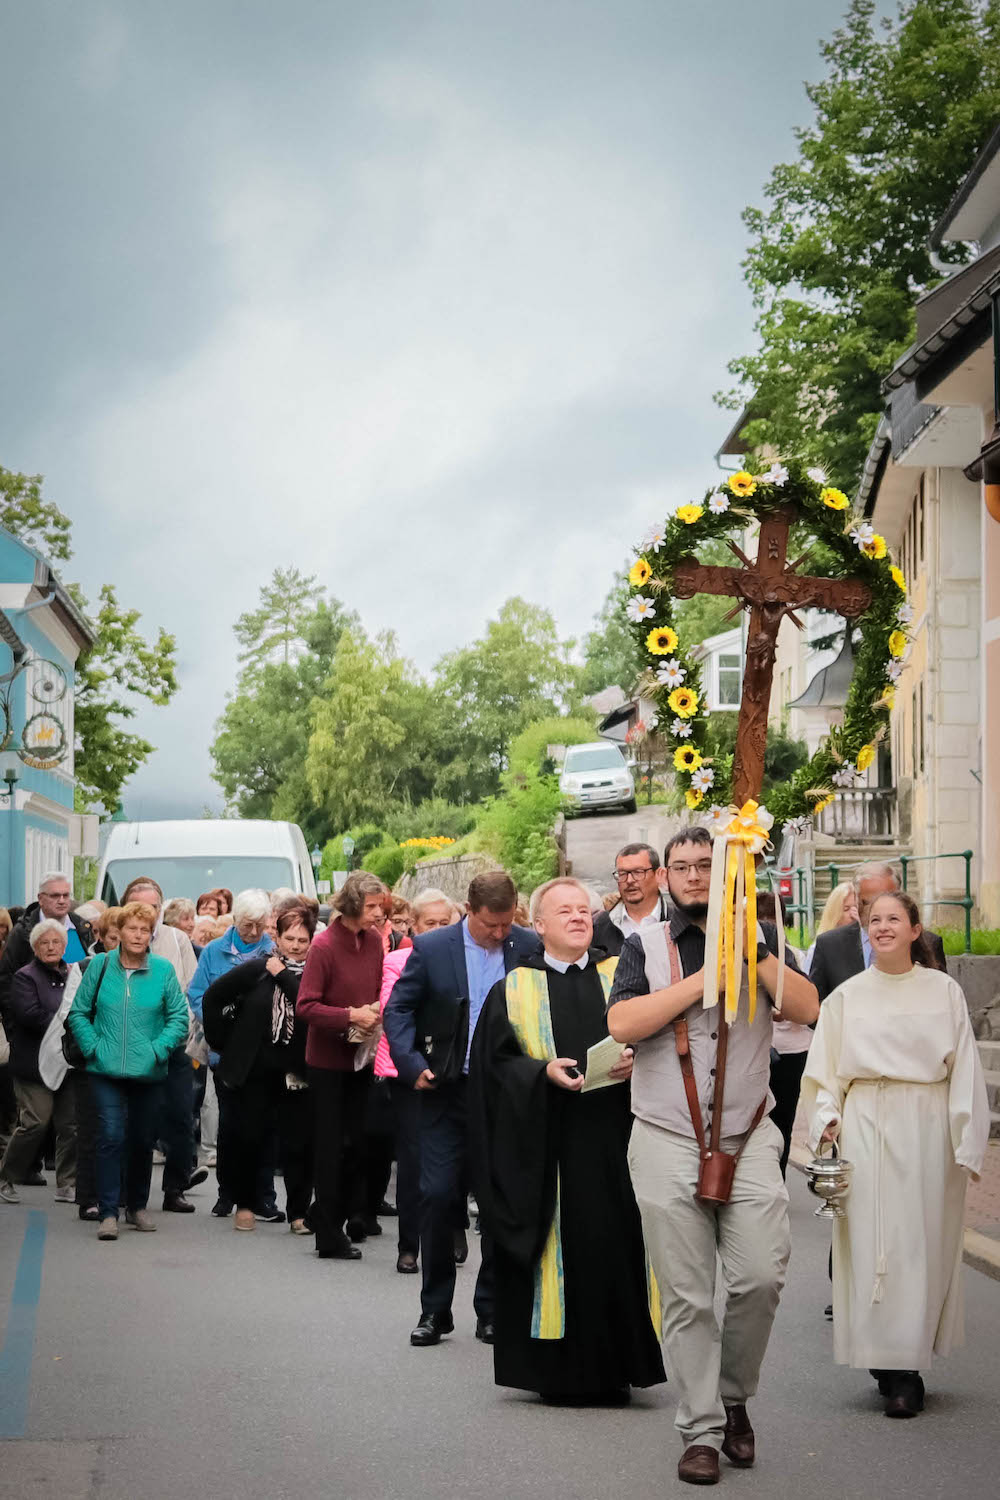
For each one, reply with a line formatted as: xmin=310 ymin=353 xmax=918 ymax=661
xmin=671 ymin=718 xmax=693 ymax=739
xmin=831 ymin=763 xmax=857 ymax=788
xmin=762 ymin=463 xmax=789 ymax=487
xmin=897 ymin=602 xmax=914 ymax=624
xmin=690 ymin=766 xmax=715 ymax=793
xmin=641 ymin=524 xmax=665 ymax=552
xmin=656 ymin=658 xmax=686 ymax=689
xmin=849 ymin=523 xmax=875 ymax=551
xmin=625 ymin=595 xmax=656 ymax=623
xmin=645 ymin=711 xmax=659 ymax=731
xmin=708 ymin=492 xmax=730 ymax=514
xmin=885 ymin=657 xmax=905 ymax=682
xmin=806 ymin=466 xmax=828 ymax=485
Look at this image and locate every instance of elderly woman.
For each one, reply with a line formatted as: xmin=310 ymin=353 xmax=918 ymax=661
xmin=0 ymin=920 xmax=76 ymax=1205
xmin=66 ymin=902 xmax=188 ymax=1241
xmin=189 ymin=889 xmax=276 ymax=1218
xmin=90 ymin=906 xmax=123 ymax=955
xmin=203 ymin=904 xmax=316 ymax=1232
xmin=163 ymin=898 xmax=197 ymax=940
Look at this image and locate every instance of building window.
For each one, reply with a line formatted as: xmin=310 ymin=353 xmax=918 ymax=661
xmin=917 ymin=678 xmax=925 ymax=774
xmin=718 ymin=653 xmax=741 ymax=706
xmin=917 ymin=474 xmax=925 ymax=565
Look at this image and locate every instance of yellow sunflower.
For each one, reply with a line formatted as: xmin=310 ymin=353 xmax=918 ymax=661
xmin=673 ymin=745 xmax=702 ymax=772
xmin=628 ymin=557 xmax=652 ymax=587
xmin=812 ymin=793 xmax=835 ymax=814
xmin=862 ymin=534 xmax=887 ymax=560
xmin=888 ymin=630 xmax=907 ymax=658
xmin=685 ymin=788 xmax=703 ymax=809
xmin=675 ymin=504 xmax=704 ymax=525
xmin=820 ymin=486 xmax=849 ymax=510
xmin=856 ymin=743 xmax=876 ymax=772
xmin=728 ymin=470 xmax=756 ymax=498
xmin=882 ymin=686 xmax=896 ymax=710
xmin=668 ymin=686 xmax=699 ymax=718
xmin=646 ymin=625 xmax=678 ymax=655
xmin=890 ymin=565 xmax=906 ymax=592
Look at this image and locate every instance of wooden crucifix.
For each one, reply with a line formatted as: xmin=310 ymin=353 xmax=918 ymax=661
xmin=672 ymin=507 xmax=872 ymax=804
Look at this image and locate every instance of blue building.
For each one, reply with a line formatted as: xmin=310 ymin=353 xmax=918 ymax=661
xmin=0 ymin=527 xmax=97 ymax=906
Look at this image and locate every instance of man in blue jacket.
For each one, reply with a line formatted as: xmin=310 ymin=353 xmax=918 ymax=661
xmin=385 ymin=871 xmax=540 ymax=1348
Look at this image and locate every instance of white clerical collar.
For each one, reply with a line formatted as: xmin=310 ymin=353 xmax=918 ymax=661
xmin=544 ymin=952 xmax=589 ymax=973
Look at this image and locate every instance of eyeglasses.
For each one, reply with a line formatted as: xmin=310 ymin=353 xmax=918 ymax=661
xmin=614 ymin=866 xmax=656 ymax=884
xmin=667 ymin=860 xmax=713 ymax=877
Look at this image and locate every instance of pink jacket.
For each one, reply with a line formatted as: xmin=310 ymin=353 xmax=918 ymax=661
xmin=374 ymin=946 xmax=412 ymax=1078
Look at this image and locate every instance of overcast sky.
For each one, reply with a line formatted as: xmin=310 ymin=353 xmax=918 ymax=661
xmin=1 ymin=2 xmax=864 ymax=818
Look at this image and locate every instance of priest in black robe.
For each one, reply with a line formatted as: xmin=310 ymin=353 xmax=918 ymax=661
xmin=469 ymin=876 xmax=665 ymax=1404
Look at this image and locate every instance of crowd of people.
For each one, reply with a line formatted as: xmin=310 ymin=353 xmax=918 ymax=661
xmin=0 ymin=839 xmax=990 ymax=1486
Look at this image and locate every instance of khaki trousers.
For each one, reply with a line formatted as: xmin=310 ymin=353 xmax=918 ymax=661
xmin=628 ymin=1116 xmax=790 ymax=1450
xmin=1 ymin=1074 xmax=77 ymax=1189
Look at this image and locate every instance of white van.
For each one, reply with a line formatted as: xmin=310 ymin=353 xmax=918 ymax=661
xmin=97 ymin=820 xmax=317 ymax=905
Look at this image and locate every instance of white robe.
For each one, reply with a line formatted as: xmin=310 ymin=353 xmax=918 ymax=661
xmin=801 ymin=964 xmax=989 ymax=1370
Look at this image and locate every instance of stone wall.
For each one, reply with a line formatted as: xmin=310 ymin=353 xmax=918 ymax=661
xmin=951 ymin=954 xmax=1000 ymax=1036
xmin=396 ymin=852 xmax=503 ymax=904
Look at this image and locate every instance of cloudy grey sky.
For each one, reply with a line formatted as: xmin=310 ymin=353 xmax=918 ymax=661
xmin=1 ymin=2 xmax=859 ymax=818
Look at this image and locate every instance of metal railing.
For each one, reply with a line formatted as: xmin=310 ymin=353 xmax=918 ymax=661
xmin=900 ymin=850 xmax=974 ymax=954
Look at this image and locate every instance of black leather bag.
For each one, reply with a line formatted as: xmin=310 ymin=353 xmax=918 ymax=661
xmin=423 ymin=997 xmax=470 ymax=1086
xmin=61 ymin=957 xmax=107 ymax=1069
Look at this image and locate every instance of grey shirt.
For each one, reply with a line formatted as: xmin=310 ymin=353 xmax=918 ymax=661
xmin=609 ymin=908 xmax=797 ymax=1147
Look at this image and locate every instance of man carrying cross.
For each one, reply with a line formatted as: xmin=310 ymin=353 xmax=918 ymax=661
xmin=607 ymin=825 xmax=819 ymax=1486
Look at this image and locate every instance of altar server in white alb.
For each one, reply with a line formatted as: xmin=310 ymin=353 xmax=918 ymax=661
xmin=802 ymin=890 xmax=989 ymax=1419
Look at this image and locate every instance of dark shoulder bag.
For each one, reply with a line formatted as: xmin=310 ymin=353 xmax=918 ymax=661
xmin=62 ymin=956 xmax=108 ymax=1069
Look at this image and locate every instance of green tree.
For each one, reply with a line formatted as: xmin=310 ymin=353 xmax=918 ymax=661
xmin=674 ymin=539 xmax=738 ymax=646
xmin=580 ymin=573 xmax=645 ymax=696
xmin=435 ymin=597 xmax=578 ymax=797
xmin=719 ymin=0 xmax=1000 ymax=487
xmin=234 ymin=566 xmax=324 ymax=678
xmin=307 ymin=629 xmax=446 ymax=828
xmin=0 ymin=465 xmax=72 ymax=562
xmin=508 ymin=715 xmax=598 ymax=778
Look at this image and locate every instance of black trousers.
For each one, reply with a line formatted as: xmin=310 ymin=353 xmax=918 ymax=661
xmin=364 ymin=1077 xmax=395 ymax=1217
xmin=389 ymin=1080 xmax=423 ymax=1257
xmin=213 ymin=1066 xmax=277 ymax=1209
xmin=217 ymin=1074 xmax=282 ymax=1212
xmin=279 ymin=1086 xmax=313 ymax=1224
xmin=419 ymin=1077 xmax=493 ymax=1321
xmin=73 ymin=1070 xmax=98 ymax=1208
xmin=769 ymin=1049 xmax=808 ymax=1179
xmin=309 ymin=1067 xmax=370 ymax=1254
xmin=160 ymin=1046 xmax=196 ymax=1198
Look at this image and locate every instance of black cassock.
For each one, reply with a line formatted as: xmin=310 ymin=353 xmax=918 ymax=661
xmin=469 ymin=951 xmax=665 ymax=1400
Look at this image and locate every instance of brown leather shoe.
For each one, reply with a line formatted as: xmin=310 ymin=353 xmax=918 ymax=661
xmin=677 ymin=1446 xmax=720 ymax=1485
xmin=722 ymin=1403 xmax=755 ymax=1466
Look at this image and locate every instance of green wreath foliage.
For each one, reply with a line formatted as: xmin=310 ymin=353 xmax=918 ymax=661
xmin=624 ymin=457 xmax=911 ymax=828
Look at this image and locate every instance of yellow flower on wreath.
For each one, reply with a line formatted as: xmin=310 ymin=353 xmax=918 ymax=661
xmin=675 ymin=504 xmax=704 ymax=525
xmin=882 ymin=685 xmax=896 ymax=710
xmin=820 ymin=486 xmax=849 ymax=510
xmin=856 ymin=743 xmax=876 ymax=773
xmin=668 ymin=686 xmax=699 ymax=718
xmin=862 ymin=533 xmax=887 ymax=560
xmin=685 ymin=788 xmax=703 ymax=809
xmin=646 ymin=625 xmax=678 ymax=655
xmin=628 ymin=557 xmax=652 ymax=587
xmin=890 ymin=565 xmax=906 ymax=592
xmin=812 ymin=793 xmax=835 ymax=814
xmin=673 ymin=745 xmax=702 ymax=772
xmin=728 ymin=471 xmax=756 ymax=498
xmin=888 ymin=629 xmax=907 ymax=658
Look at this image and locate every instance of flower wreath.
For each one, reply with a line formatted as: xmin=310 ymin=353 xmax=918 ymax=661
xmin=624 ymin=458 xmax=912 ymax=829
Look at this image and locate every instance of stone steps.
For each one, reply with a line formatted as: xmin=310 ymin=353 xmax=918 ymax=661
xmin=977 ymin=1042 xmax=1000 ymax=1138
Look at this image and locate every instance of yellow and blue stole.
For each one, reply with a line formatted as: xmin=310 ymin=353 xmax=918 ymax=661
xmin=504 ymin=956 xmax=661 ymax=1341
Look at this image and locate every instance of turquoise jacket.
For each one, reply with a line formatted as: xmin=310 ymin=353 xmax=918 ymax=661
xmin=66 ymin=949 xmax=189 ymax=1082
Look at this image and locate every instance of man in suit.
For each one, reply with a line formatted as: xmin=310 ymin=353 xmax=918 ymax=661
xmin=592 ymin=842 xmax=671 ymax=957
xmin=810 ymin=862 xmax=946 ymax=1001
xmin=385 ymin=871 xmax=541 ymax=1348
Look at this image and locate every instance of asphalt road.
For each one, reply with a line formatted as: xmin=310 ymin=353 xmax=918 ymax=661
xmin=2 ymin=1169 xmax=998 ymax=1500
xmin=566 ymin=806 xmax=683 ymax=893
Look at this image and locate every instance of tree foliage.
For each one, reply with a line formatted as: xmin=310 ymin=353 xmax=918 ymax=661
xmin=0 ymin=465 xmax=73 ymax=563
xmin=580 ymin=572 xmax=645 ymax=697
xmin=720 ymin=0 xmax=1000 ymax=487
xmin=234 ymin=566 xmax=324 ymax=679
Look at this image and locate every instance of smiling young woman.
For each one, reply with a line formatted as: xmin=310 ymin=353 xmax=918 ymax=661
xmin=802 ymin=890 xmax=990 ymax=1419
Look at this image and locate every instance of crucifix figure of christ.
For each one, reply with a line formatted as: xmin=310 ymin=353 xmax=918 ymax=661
xmin=671 ymin=506 xmax=872 ymax=805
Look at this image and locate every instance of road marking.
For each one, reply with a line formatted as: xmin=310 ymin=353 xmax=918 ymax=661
xmin=0 ymin=1210 xmax=48 ymax=1438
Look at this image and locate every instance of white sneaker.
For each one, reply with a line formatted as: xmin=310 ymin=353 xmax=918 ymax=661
xmin=53 ymin=1186 xmax=75 ymax=1203
xmin=204 ymin=1152 xmax=217 ymax=1168
xmin=0 ymin=1179 xmax=21 ymax=1205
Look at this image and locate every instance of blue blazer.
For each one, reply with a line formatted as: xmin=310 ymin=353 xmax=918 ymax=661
xmin=385 ymin=920 xmax=541 ymax=1087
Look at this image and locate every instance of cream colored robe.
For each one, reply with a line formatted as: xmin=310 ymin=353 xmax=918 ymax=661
xmin=801 ymin=964 xmax=989 ymax=1370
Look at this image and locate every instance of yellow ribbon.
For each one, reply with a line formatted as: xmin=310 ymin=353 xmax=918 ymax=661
xmin=703 ymin=799 xmax=774 ymax=1026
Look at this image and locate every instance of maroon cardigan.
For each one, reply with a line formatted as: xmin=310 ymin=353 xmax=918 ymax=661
xmin=296 ymin=920 xmax=383 ymax=1071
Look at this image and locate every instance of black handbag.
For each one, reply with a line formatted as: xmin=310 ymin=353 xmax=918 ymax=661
xmin=61 ymin=956 xmax=107 ymax=1069
xmin=423 ymin=997 xmax=470 ymax=1086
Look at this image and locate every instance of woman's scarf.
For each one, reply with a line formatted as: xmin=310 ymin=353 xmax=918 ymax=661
xmin=271 ymin=957 xmax=305 ymax=1045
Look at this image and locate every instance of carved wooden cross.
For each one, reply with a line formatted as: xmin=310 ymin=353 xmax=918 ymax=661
xmin=672 ymin=507 xmax=872 ymax=804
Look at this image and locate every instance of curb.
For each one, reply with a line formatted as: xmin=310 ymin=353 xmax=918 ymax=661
xmin=788 ymin=1144 xmax=1000 ymax=1283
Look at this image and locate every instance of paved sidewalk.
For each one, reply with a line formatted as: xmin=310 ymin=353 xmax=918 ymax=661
xmin=791 ymin=1116 xmax=1000 ymax=1277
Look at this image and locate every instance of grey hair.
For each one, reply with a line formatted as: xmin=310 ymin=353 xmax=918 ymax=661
xmin=269 ymin=886 xmax=296 ymax=908
xmin=38 ymin=869 xmax=70 ymax=893
xmin=232 ymin=888 xmax=271 ymax=925
xmin=30 ymin=918 xmax=68 ymax=954
xmin=163 ymin=898 xmax=195 ymax=925
xmin=410 ymin=887 xmax=452 ymax=917
xmin=854 ymin=861 xmax=899 ymax=886
xmin=73 ymin=901 xmax=105 ymax=925
xmin=529 ymin=877 xmax=594 ymax=924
